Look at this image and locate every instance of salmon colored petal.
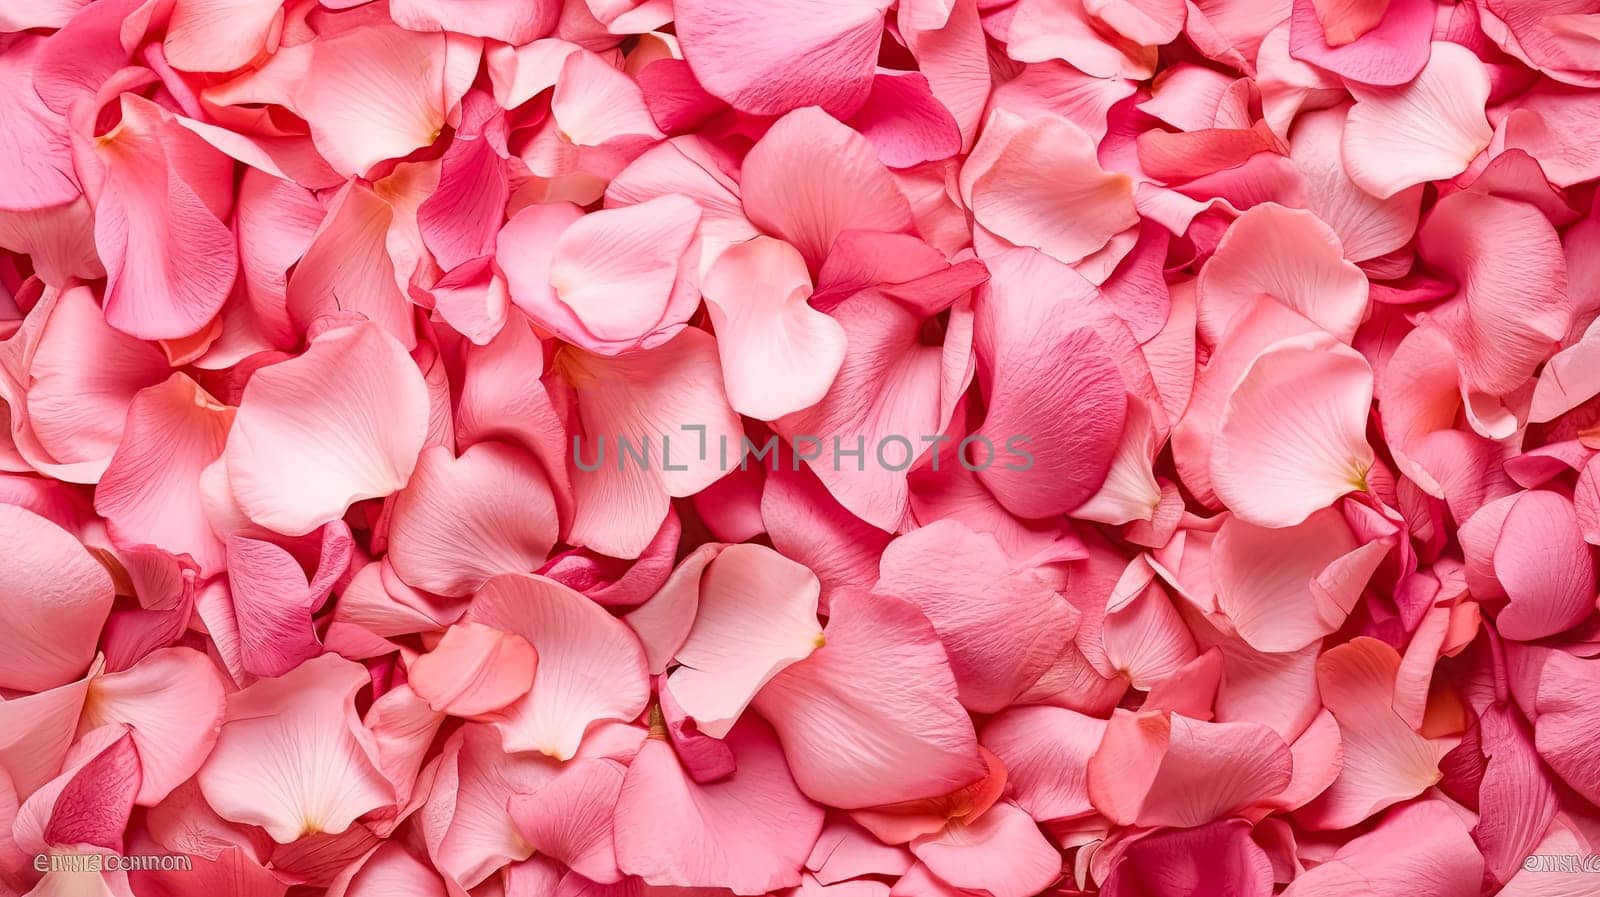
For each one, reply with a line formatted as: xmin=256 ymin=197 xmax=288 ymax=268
xmin=0 ymin=503 xmax=113 ymax=692
xmin=740 ymin=108 xmax=915 ymax=269
xmin=294 ymin=25 xmax=448 ymax=177
xmin=466 ymin=574 xmax=649 ymax=759
xmin=616 ymin=718 xmax=824 ymax=894
xmin=751 ymin=590 xmax=986 ymax=809
xmin=875 ymin=520 xmax=1078 ymax=712
xmin=94 ymin=373 xmax=233 ymax=576
xmin=1198 ymin=203 xmax=1369 ymax=344
xmin=409 ymin=622 xmax=538 ymax=718
xmin=1341 ymin=42 xmax=1493 ymax=198
xmin=389 ymin=442 xmax=559 ymax=598
xmin=967 ymin=113 xmax=1138 ymax=266
xmin=674 ymin=0 xmax=891 ymax=116
xmin=1211 ymin=332 xmax=1375 ymax=528
xmin=668 ymin=543 xmax=822 ymax=738
xmin=1300 ymin=638 xmax=1453 ymax=829
xmin=79 ymin=648 xmax=226 ymax=806
xmin=702 ymin=236 xmax=846 ymax=420
xmin=197 ymin=654 xmax=392 ymax=843
xmin=224 ymin=321 xmax=430 ymax=537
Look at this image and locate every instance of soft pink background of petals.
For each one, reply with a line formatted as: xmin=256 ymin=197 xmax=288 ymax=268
xmin=1 ymin=0 xmax=1598 ymax=895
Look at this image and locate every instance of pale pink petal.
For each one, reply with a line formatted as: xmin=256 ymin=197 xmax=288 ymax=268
xmin=559 ymin=329 xmax=742 ymax=558
xmin=1342 ymin=42 xmax=1493 ymax=198
xmin=1493 ymin=490 xmax=1596 ymax=640
xmin=1198 ymin=203 xmax=1369 ymax=344
xmin=1533 ymin=650 xmax=1600 ymax=807
xmin=1007 ymin=0 xmax=1157 ymax=79
xmin=551 ymin=49 xmax=664 ymax=151
xmin=79 ymin=648 xmax=226 ymax=806
xmin=1100 ymin=577 xmax=1200 ymax=689
xmin=89 ymin=95 xmax=238 ymax=341
xmin=0 ymin=503 xmax=113 ymax=692
xmin=294 ymin=26 xmax=448 ymax=177
xmin=623 ymin=543 xmax=721 ymax=675
xmin=226 ymin=523 xmax=351 ymax=678
xmin=163 ymin=0 xmax=284 ymax=73
xmin=1289 ymin=0 xmax=1432 ymax=86
xmin=967 ymin=113 xmax=1139 ymax=266
xmin=423 ymin=724 xmax=555 ymax=888
xmin=1417 ymin=190 xmax=1569 ymax=397
xmin=751 ymin=590 xmax=986 ymax=809
xmin=673 ymin=0 xmax=891 ymax=116
xmin=0 ymin=38 xmax=79 ymax=212
xmin=540 ymin=195 xmax=701 ymax=352
xmin=1530 ymin=315 xmax=1600 ymax=423
xmin=286 ymin=181 xmax=413 ymax=349
xmin=466 ymin=574 xmax=649 ymax=759
xmin=1282 ymin=800 xmax=1484 ymax=897
xmin=1213 ymin=508 xmax=1387 ymax=652
xmin=510 ymin=759 xmax=626 ymax=884
xmin=702 ymin=236 xmax=846 ymax=420
xmin=24 ymin=286 xmax=170 ymax=479
xmin=1299 ymin=638 xmax=1454 ymax=829
xmin=0 ymin=670 xmax=92 ymax=799
xmin=616 ymin=718 xmax=823 ymax=893
xmin=1211 ymin=332 xmax=1375 ymax=527
xmin=390 ymin=0 xmax=556 ymax=43
xmin=668 ymin=544 xmax=823 ymax=738
xmin=328 ymin=843 xmax=449 ymax=897
xmin=875 ymin=520 xmax=1078 ymax=712
xmin=980 ymin=706 xmax=1105 ymax=823
xmin=94 ymin=373 xmax=233 ymax=576
xmin=409 ymin=622 xmax=538 ymax=718
xmin=1287 ymin=105 xmax=1422 ymax=262
xmin=390 ymin=442 xmax=559 ymax=598
xmin=740 ymin=108 xmax=915 ymax=268
xmin=197 ymin=654 xmax=391 ymax=843
xmin=908 ymin=802 xmax=1060 ymax=897
xmin=1088 ymin=710 xmax=1293 ymax=828
xmin=762 ymin=464 xmax=894 ymax=606
xmin=973 ymin=251 xmax=1126 ymax=519
xmin=224 ymin=321 xmax=430 ymax=537
xmin=0 ymin=197 xmax=103 ymax=288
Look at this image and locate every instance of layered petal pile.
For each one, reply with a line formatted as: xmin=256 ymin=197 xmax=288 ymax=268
xmin=2 ymin=2 xmax=1599 ymax=897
